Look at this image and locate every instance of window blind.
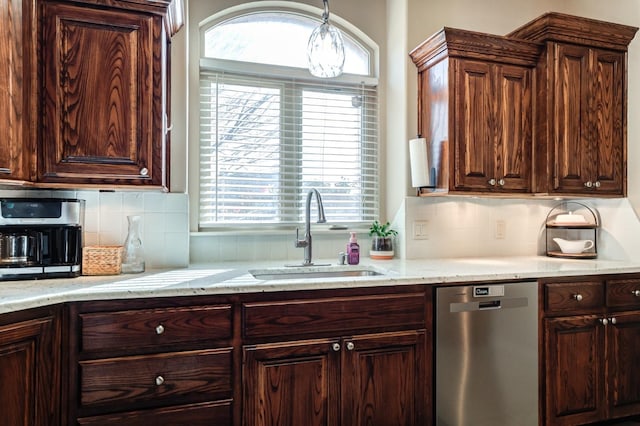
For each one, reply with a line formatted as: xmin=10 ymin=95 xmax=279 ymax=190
xmin=199 ymin=70 xmax=379 ymax=228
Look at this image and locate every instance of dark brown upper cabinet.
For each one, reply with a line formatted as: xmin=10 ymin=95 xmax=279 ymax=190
xmin=0 ymin=0 xmax=182 ymax=189
xmin=39 ymin=0 xmax=183 ymax=189
xmin=509 ymin=12 xmax=638 ymax=197
xmin=410 ymin=28 xmax=541 ymax=194
xmin=411 ymin=13 xmax=638 ymax=198
xmin=0 ymin=0 xmax=36 ymax=182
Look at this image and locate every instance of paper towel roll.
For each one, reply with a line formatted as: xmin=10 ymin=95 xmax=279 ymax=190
xmin=409 ymin=138 xmax=431 ymax=187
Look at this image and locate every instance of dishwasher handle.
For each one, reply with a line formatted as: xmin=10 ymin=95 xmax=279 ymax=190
xmin=449 ymin=296 xmax=529 ymax=313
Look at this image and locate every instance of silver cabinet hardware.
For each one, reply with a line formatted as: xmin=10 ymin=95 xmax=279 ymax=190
xmin=600 ymin=318 xmax=609 ymax=325
xmin=155 ymin=375 xmax=164 ymax=386
xmin=140 ymin=167 xmax=149 ymax=176
xmin=332 ymin=342 xmax=341 ymax=351
xmin=633 ymin=290 xmax=640 ymax=297
xmin=498 ymin=178 xmax=505 ymax=186
xmin=573 ymin=294 xmax=583 ymax=302
xmin=346 ymin=341 xmax=355 ymax=351
xmin=488 ymin=178 xmax=496 ymax=186
xmin=155 ymin=324 xmax=165 ymax=335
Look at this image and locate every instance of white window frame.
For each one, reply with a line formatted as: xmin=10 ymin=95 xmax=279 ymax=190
xmin=190 ymin=1 xmax=380 ymax=233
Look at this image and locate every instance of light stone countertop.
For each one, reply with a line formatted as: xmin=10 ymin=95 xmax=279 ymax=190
xmin=2 ymin=256 xmax=640 ymax=314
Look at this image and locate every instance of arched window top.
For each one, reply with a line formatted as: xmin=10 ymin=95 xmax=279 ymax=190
xmin=201 ymin=5 xmax=373 ymax=76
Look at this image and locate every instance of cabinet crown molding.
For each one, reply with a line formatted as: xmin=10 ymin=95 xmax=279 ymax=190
xmin=410 ymin=27 xmax=542 ymax=71
xmin=508 ymin=12 xmax=638 ymax=51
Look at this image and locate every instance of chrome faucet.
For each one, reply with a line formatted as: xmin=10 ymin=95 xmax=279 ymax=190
xmin=295 ymin=189 xmax=327 ymax=266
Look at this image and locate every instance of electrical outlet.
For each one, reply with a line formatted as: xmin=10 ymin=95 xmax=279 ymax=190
xmin=495 ymin=220 xmax=506 ymax=240
xmin=413 ymin=220 xmax=429 ymax=240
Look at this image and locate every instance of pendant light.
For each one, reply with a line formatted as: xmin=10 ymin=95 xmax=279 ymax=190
xmin=307 ymin=0 xmax=345 ymax=78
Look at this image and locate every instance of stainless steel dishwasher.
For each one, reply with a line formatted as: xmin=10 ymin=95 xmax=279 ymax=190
xmin=436 ymin=282 xmax=538 ymax=426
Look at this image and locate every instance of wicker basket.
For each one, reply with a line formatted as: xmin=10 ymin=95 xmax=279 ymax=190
xmin=82 ymin=245 xmax=123 ymax=275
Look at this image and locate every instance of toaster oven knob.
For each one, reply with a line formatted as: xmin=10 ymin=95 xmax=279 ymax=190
xmin=155 ymin=324 xmax=165 ymax=335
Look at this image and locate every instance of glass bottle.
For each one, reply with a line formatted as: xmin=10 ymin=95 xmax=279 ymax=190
xmin=121 ymin=215 xmax=145 ymax=273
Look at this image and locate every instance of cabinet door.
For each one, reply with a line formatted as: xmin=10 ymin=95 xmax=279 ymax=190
xmin=453 ymin=59 xmax=495 ymax=190
xmin=0 ymin=316 xmax=59 ymax=426
xmin=551 ymin=44 xmax=625 ymax=195
xmin=495 ymin=64 xmax=533 ymax=192
xmin=41 ymin=3 xmax=166 ymax=187
xmin=590 ymin=49 xmax=625 ymax=195
xmin=552 ymin=44 xmax=591 ymax=193
xmin=0 ymin=0 xmax=34 ymax=180
xmin=608 ymin=311 xmax=640 ymax=418
xmin=243 ymin=338 xmax=340 ymax=426
xmin=341 ymin=330 xmax=429 ymax=426
xmin=544 ymin=315 xmax=606 ymax=426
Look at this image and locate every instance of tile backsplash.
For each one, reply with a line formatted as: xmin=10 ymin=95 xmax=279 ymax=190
xmin=3 ymin=188 xmax=638 ymax=267
xmin=0 ymin=189 xmax=189 ymax=269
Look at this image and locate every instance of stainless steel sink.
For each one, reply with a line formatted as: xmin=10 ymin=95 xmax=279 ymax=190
xmin=250 ymin=267 xmax=384 ymax=281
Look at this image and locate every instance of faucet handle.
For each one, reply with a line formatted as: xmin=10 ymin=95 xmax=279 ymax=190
xmin=295 ymin=228 xmax=308 ymax=248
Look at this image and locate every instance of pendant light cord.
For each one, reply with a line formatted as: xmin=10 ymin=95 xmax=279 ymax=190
xmin=322 ymin=0 xmax=330 ymax=23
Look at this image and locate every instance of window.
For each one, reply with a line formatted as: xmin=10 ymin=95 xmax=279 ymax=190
xmin=198 ymin=5 xmax=378 ymax=229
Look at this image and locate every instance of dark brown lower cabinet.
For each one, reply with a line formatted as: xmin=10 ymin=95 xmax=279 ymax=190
xmin=0 ymin=307 xmax=60 ymax=426
xmin=542 ymin=276 xmax=640 ymax=426
xmin=244 ymin=330 xmax=428 ymax=426
xmin=544 ymin=315 xmax=606 ymax=425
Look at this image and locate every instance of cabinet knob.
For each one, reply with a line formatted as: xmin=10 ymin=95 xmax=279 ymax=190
xmin=610 ymin=317 xmax=617 ymax=325
xmin=155 ymin=324 xmax=165 ymax=335
xmin=600 ymin=318 xmax=609 ymax=326
xmin=346 ymin=341 xmax=355 ymax=351
xmin=332 ymin=342 xmax=341 ymax=352
xmin=155 ymin=375 xmax=165 ymax=386
xmin=498 ymin=178 xmax=505 ymax=186
xmin=594 ymin=181 xmax=601 ymax=188
xmin=632 ymin=290 xmax=640 ymax=297
xmin=573 ymin=294 xmax=583 ymax=302
xmin=488 ymin=178 xmax=496 ymax=186
xmin=140 ymin=167 xmax=149 ymax=176
xmin=584 ymin=181 xmax=593 ymax=188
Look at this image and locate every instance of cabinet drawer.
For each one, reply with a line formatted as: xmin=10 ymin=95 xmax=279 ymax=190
xmin=243 ymin=292 xmax=426 ymax=339
xmin=544 ymin=281 xmax=605 ymax=314
xmin=607 ymin=278 xmax=640 ymax=309
xmin=80 ymin=348 xmax=232 ymax=408
xmin=77 ymin=400 xmax=232 ymax=426
xmin=79 ymin=305 xmax=232 ymax=352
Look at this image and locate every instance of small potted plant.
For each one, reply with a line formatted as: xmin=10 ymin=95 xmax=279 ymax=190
xmin=368 ymin=220 xmax=398 ymax=260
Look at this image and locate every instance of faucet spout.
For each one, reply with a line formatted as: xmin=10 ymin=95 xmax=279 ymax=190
xmin=295 ymin=188 xmax=326 ymax=266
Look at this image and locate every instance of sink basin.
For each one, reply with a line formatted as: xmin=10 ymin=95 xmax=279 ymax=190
xmin=250 ymin=267 xmax=384 ymax=281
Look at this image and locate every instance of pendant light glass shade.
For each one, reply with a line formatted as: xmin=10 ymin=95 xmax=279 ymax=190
xmin=307 ymin=0 xmax=345 ymax=78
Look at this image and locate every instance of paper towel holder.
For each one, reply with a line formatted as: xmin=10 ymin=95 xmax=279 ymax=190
xmin=409 ymin=135 xmax=436 ymax=195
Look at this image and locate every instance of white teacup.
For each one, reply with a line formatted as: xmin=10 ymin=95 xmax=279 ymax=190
xmin=553 ymin=238 xmax=594 ymax=254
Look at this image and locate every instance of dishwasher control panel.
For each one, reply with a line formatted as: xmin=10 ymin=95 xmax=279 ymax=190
xmin=473 ymin=285 xmax=505 ymax=297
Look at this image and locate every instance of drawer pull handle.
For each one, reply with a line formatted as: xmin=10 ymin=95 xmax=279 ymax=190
xmin=346 ymin=341 xmax=355 ymax=351
xmin=155 ymin=375 xmax=165 ymax=386
xmin=155 ymin=324 xmax=165 ymax=335
xmin=332 ymin=343 xmax=341 ymax=352
xmin=573 ymin=294 xmax=583 ymax=302
xmin=633 ymin=290 xmax=640 ymax=297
